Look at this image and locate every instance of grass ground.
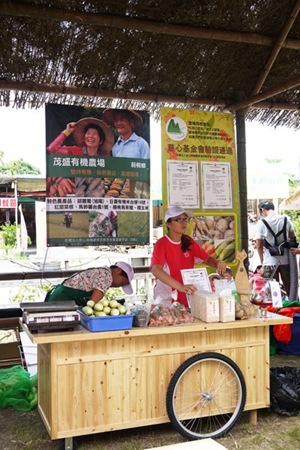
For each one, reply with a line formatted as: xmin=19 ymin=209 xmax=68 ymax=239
xmin=1 ymin=354 xmax=300 ymax=450
xmin=47 ymin=212 xmax=89 ymax=239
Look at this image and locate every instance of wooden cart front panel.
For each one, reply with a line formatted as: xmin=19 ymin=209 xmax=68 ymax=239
xmin=38 ymin=344 xmax=53 ymax=435
xmin=42 ymin=325 xmax=269 ymax=439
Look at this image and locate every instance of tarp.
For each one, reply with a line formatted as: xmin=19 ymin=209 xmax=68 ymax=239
xmin=280 ymin=188 xmax=300 ymax=211
xmin=17 ymin=197 xmax=36 ymax=203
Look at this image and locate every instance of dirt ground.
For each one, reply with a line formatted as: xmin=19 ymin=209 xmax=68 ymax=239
xmin=1 ymin=353 xmax=300 ymax=450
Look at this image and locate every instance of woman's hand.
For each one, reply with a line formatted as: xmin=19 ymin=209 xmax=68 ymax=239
xmin=205 ymin=256 xmax=227 ymax=276
xmin=178 ymin=284 xmax=197 ymax=295
xmin=66 ymin=122 xmax=77 ymax=133
xmin=216 ymin=261 xmax=227 ymax=276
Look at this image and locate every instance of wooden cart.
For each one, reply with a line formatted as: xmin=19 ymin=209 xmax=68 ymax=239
xmin=23 ymin=312 xmax=292 ymax=449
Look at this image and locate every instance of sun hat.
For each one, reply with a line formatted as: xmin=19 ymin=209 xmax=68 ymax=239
xmin=72 ymin=117 xmax=115 ymax=154
xmin=164 ymin=206 xmax=193 ymax=222
xmin=115 ymin=261 xmax=134 ymax=295
xmin=103 ymin=109 xmax=143 ymax=129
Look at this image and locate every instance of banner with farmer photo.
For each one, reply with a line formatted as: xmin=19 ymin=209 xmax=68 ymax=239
xmin=45 ymin=104 xmax=150 ymax=247
xmin=160 ymin=107 xmax=239 ymax=266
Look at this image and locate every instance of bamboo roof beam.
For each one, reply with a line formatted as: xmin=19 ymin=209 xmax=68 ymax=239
xmin=0 ymin=80 xmax=299 ymax=112
xmin=253 ymin=101 xmax=300 ymax=111
xmin=228 ymin=75 xmax=300 ymax=111
xmin=250 ymin=0 xmax=300 ymax=96
xmin=0 ymin=80 xmax=226 ymax=107
xmin=1 ymin=2 xmax=300 ymax=51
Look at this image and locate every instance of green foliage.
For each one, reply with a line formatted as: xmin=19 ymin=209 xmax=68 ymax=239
xmin=137 ymin=285 xmax=146 ymax=294
xmin=10 ymin=283 xmax=52 ymax=303
xmin=0 ymin=222 xmax=32 ymax=255
xmin=0 ymin=222 xmax=18 ymax=250
xmin=103 ymin=287 xmax=124 ymax=301
xmin=282 ymin=210 xmax=300 ymax=243
xmin=0 ymin=151 xmax=41 ymax=175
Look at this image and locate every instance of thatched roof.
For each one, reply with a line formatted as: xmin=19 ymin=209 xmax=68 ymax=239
xmin=0 ymin=0 xmax=300 ymax=127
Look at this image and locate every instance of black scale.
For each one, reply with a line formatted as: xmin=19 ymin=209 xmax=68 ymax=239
xmin=20 ymin=301 xmax=80 ymax=332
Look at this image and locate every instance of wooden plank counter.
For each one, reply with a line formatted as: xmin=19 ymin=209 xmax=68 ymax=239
xmin=23 ymin=313 xmax=292 ymax=442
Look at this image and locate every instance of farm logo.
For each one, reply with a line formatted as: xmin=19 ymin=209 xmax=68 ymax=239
xmin=166 ymin=117 xmax=188 ymax=141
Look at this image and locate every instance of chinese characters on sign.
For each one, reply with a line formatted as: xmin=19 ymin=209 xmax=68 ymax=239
xmin=161 ymin=107 xmax=239 ymax=265
xmin=0 ymin=198 xmax=17 ymax=208
xmin=45 ymin=104 xmax=151 ymax=247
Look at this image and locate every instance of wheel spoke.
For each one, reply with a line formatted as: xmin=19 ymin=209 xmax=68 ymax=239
xmin=166 ymin=352 xmax=246 ymax=440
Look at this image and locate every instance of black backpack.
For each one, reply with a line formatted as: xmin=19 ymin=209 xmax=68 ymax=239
xmin=262 ymin=216 xmax=288 ymax=256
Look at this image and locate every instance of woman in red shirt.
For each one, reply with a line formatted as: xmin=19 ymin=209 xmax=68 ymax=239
xmin=150 ymin=206 xmax=226 ymax=307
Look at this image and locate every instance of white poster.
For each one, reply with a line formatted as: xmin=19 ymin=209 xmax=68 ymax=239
xmin=181 ymin=268 xmax=211 ymax=292
xmin=201 ymin=162 xmax=232 ymax=209
xmin=19 ymin=204 xmax=28 ymax=251
xmin=268 ymin=280 xmax=283 ymax=308
xmin=167 ymin=160 xmax=199 ymax=208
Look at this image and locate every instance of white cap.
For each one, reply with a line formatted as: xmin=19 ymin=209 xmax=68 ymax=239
xmin=115 ymin=261 xmax=134 ymax=295
xmin=164 ymin=206 xmax=193 ymax=222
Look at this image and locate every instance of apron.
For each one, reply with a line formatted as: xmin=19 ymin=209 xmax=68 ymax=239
xmin=45 ymin=284 xmax=93 ymax=308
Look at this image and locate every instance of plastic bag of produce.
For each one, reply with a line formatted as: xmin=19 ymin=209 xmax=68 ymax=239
xmin=131 ymin=304 xmax=151 ymax=327
xmin=148 ymin=303 xmax=194 ymax=326
xmin=270 ymin=366 xmax=300 ymax=416
xmin=0 ymin=365 xmax=38 ymax=411
xmin=170 ymin=302 xmax=194 ymax=324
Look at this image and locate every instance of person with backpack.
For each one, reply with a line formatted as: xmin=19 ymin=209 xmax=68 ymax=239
xmin=255 ymin=200 xmax=296 ymax=299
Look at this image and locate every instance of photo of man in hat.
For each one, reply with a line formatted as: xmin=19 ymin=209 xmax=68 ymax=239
xmin=103 ymin=109 xmax=150 ymax=159
xmin=47 ymin=117 xmax=114 ymax=157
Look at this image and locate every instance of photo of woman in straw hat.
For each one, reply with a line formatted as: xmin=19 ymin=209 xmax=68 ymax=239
xmin=103 ymin=109 xmax=150 ymax=159
xmin=47 ymin=117 xmax=114 ymax=157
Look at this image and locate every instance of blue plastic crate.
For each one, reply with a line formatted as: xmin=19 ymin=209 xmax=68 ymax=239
xmin=78 ymin=310 xmax=134 ymax=332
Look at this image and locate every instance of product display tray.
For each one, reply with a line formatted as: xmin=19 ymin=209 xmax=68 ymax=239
xmin=78 ymin=309 xmax=134 ymax=332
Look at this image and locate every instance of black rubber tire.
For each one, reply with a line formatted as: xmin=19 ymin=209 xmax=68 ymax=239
xmin=166 ymin=352 xmax=247 ymax=440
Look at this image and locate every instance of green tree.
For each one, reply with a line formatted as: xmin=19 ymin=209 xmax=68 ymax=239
xmin=0 ymin=150 xmax=41 ymax=175
xmin=0 ymin=222 xmax=31 ymax=255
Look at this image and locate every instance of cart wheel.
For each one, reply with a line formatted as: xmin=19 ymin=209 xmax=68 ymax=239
xmin=166 ymin=352 xmax=246 ymax=440
xmin=59 ymin=437 xmax=78 ymax=450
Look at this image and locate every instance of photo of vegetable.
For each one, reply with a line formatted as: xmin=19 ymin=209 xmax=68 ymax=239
xmin=191 ymin=215 xmax=236 ymax=263
xmin=89 ymin=210 xmax=118 ymax=238
xmin=46 ymin=176 xmax=75 ymax=197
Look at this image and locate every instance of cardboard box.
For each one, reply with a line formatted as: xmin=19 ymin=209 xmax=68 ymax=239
xmin=190 ymin=291 xmax=219 ymax=323
xmin=0 ymin=328 xmax=21 ymax=365
xmin=219 ymin=295 xmax=235 ymax=322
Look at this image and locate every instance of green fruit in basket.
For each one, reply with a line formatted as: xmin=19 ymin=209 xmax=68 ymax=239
xmin=109 ymin=300 xmax=119 ymax=308
xmin=94 ymin=302 xmax=104 ymax=311
xmin=110 ymin=308 xmax=120 ymax=316
xmin=101 ymin=299 xmax=109 ymax=307
xmin=86 ymin=300 xmax=95 ymax=308
xmin=82 ymin=306 xmax=94 ymax=316
xmin=95 ymin=311 xmax=106 ymax=317
xmin=103 ymin=306 xmax=111 ymax=315
xmin=118 ymin=305 xmax=127 ymax=315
